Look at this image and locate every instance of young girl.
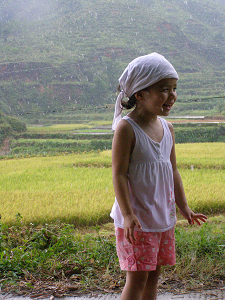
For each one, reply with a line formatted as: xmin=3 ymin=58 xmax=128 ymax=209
xmin=110 ymin=53 xmax=207 ymax=300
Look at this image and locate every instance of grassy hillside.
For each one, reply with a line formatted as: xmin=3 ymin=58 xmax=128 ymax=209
xmin=0 ymin=0 xmax=225 ymax=123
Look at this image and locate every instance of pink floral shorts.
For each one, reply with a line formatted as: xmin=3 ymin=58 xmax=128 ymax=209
xmin=115 ymin=227 xmax=176 ymax=271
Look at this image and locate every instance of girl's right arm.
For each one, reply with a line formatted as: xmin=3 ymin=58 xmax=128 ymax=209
xmin=112 ymin=119 xmax=142 ymax=244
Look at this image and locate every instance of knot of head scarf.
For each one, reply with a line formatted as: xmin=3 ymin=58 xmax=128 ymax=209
xmin=112 ymin=52 xmax=179 ymax=131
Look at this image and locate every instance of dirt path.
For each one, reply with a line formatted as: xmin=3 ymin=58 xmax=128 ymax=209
xmin=1 ymin=288 xmax=225 ymax=300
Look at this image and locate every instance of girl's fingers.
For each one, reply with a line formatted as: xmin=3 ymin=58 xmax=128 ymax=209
xmin=192 ymin=214 xmax=207 ymax=225
xmin=124 ymin=217 xmax=142 ymax=244
xmin=125 ymin=229 xmax=133 ymax=244
xmin=125 ymin=227 xmax=137 ymax=244
xmin=195 ymin=214 xmax=207 ymax=219
xmin=136 ymin=221 xmax=142 ymax=230
xmin=194 ymin=214 xmax=207 ymax=220
xmin=129 ymin=228 xmax=136 ymax=244
xmin=193 ymin=219 xmax=201 ymax=225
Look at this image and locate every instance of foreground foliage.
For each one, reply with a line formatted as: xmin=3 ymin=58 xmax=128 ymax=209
xmin=0 ymin=221 xmax=121 ymax=297
xmin=0 ymin=217 xmax=224 ymax=297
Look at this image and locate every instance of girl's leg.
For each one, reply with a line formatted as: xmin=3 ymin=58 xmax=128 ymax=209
xmin=141 ymin=265 xmax=161 ymax=300
xmin=121 ymin=271 xmax=148 ymax=300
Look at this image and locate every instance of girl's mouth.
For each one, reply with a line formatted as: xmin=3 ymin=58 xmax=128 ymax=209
xmin=163 ymin=104 xmax=172 ymax=110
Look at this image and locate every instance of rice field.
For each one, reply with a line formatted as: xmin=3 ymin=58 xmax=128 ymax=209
xmin=27 ymin=120 xmax=112 ymax=133
xmin=175 ymin=142 xmax=225 ymax=168
xmin=0 ymin=143 xmax=224 ymax=225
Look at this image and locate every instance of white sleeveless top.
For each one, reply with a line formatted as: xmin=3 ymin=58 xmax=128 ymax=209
xmin=110 ymin=116 xmax=177 ymax=232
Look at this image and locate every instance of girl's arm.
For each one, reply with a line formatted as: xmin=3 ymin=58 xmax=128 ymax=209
xmin=168 ymin=122 xmax=207 ymax=225
xmin=112 ymin=120 xmax=142 ymax=243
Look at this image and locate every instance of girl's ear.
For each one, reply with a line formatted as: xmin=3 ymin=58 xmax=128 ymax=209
xmin=134 ymin=91 xmax=145 ymax=101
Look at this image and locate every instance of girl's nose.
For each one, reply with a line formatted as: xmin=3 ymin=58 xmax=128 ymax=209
xmin=170 ymin=90 xmax=177 ymax=99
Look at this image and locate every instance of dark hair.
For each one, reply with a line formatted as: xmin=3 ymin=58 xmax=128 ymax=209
xmin=117 ymin=85 xmax=137 ymax=110
xmin=118 ymin=85 xmax=150 ymax=110
xmin=122 ymin=94 xmax=137 ymax=109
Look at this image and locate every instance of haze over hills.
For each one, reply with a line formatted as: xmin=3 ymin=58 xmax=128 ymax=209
xmin=0 ymin=0 xmax=225 ymax=123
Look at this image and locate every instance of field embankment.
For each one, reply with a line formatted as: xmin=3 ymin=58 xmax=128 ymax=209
xmin=0 ymin=121 xmax=224 ymax=158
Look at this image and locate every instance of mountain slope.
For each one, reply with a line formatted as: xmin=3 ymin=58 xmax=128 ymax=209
xmin=0 ymin=0 xmax=225 ymax=122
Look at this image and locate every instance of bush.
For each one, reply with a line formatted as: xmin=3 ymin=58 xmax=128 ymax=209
xmin=0 ymin=122 xmax=11 ymax=144
xmin=4 ymin=115 xmax=26 ymax=133
xmin=0 ymin=111 xmax=26 ymax=145
xmin=174 ymin=124 xmax=225 ymax=143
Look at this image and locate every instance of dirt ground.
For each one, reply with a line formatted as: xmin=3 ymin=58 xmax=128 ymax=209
xmin=1 ymin=288 xmax=225 ymax=300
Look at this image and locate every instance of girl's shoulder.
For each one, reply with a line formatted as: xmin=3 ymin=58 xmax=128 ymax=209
xmin=116 ymin=117 xmax=133 ymax=130
xmin=114 ymin=118 xmax=135 ymax=141
xmin=163 ymin=119 xmax=175 ymax=140
xmin=113 ymin=118 xmax=136 ymax=156
xmin=164 ymin=119 xmax=173 ymax=129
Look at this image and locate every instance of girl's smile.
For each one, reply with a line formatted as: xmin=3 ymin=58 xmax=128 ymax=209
xmin=162 ymin=99 xmax=176 ymax=112
xmin=142 ymin=78 xmax=178 ymax=117
xmin=163 ymin=104 xmax=173 ymax=111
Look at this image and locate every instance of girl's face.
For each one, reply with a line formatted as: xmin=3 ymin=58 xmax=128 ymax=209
xmin=140 ymin=78 xmax=178 ymax=117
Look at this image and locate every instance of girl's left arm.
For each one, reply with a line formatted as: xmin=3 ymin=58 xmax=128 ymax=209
xmin=168 ymin=122 xmax=207 ymax=225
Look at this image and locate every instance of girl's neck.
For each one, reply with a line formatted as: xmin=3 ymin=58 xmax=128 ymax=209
xmin=128 ymin=108 xmax=158 ymax=127
xmin=128 ymin=109 xmax=163 ymax=143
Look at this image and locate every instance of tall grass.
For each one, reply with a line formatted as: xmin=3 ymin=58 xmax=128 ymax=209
xmin=0 ymin=144 xmax=224 ymax=225
xmin=179 ymin=169 xmax=225 ymax=214
xmin=0 ymin=152 xmax=113 ymax=225
xmin=176 ymin=142 xmax=225 ymax=168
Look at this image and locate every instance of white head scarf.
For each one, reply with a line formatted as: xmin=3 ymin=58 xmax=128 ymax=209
xmin=112 ymin=52 xmax=178 ymax=130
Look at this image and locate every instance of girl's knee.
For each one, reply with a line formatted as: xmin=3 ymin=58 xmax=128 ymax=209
xmin=126 ymin=271 xmax=149 ymax=288
xmin=146 ymin=266 xmax=161 ymax=285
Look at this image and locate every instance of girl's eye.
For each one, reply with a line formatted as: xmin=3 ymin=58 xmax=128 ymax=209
xmin=161 ymin=87 xmax=177 ymax=92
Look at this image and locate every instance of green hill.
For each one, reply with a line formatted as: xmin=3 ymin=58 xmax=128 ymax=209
xmin=0 ymin=0 xmax=225 ymax=123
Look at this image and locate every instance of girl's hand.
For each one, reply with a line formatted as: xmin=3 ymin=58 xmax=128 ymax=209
xmin=179 ymin=206 xmax=207 ymax=225
xmin=124 ymin=214 xmax=142 ymax=244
